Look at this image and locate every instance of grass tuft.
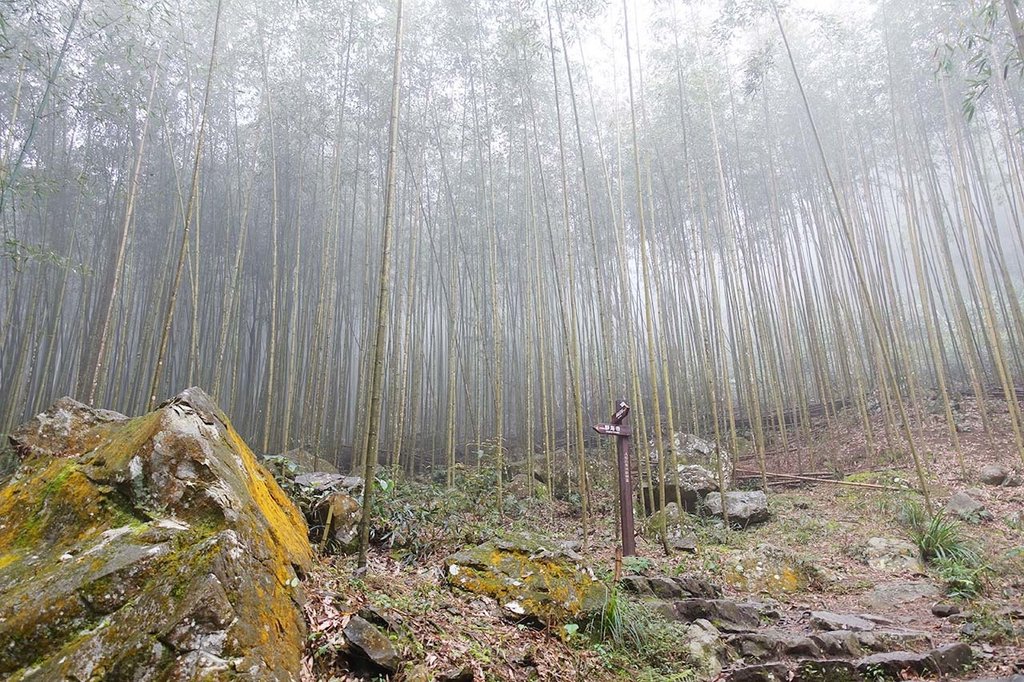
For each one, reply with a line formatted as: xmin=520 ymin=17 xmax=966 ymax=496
xmin=901 ymin=500 xmax=986 ymax=599
xmin=582 ymin=588 xmax=697 ymax=676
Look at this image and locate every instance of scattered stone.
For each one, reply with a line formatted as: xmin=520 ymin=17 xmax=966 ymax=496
xmin=555 ymin=539 xmax=582 ymax=552
xmin=644 ymin=501 xmax=699 ymax=551
xmin=669 ymin=531 xmax=698 ymax=552
xmin=929 ymin=642 xmax=973 ymax=674
xmin=726 ymin=662 xmax=790 ymax=681
xmin=359 ymin=603 xmax=403 ymax=632
xmin=404 ymin=663 xmax=433 ymax=682
xmin=675 ymin=574 xmax=724 ymax=599
xmin=0 ymin=388 xmax=313 ymax=680
xmin=932 ymin=602 xmax=962 ymax=618
xmin=863 ymin=537 xmax=925 ymax=573
xmin=618 ymin=575 xmax=654 ymax=597
xmin=858 ymin=613 xmax=897 ymax=627
xmin=946 ymin=490 xmax=991 ymax=521
xmin=809 ymin=611 xmax=877 ymax=632
xmin=793 ymin=659 xmax=861 ymax=682
xmin=443 ymin=538 xmax=607 ymax=623
xmin=276 ymin=447 xmax=339 ymax=474
xmin=343 ymin=615 xmax=400 ymax=673
xmin=313 ymin=490 xmax=361 ymax=553
xmin=704 ymin=490 xmax=771 ymax=527
xmin=506 ymin=473 xmax=531 ymax=498
xmin=685 ymin=618 xmax=725 ymax=678
xmin=962 ymin=677 xmax=1024 ymax=682
xmin=294 ymin=471 xmax=363 ymax=494
xmin=979 ymin=464 xmax=1021 ymax=486
xmin=866 ymin=581 xmax=940 ymax=609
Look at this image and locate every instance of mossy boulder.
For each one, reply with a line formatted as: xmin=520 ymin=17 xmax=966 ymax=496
xmin=0 ymin=387 xmax=313 ymax=681
xmin=443 ymin=538 xmax=607 ymax=623
xmin=723 ymin=544 xmax=824 ymax=595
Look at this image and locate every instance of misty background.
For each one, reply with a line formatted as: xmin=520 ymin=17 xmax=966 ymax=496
xmin=1 ymin=0 xmax=1023 ymax=474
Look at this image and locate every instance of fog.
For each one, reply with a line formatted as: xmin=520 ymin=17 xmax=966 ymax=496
xmin=2 ymin=0 xmax=1023 ymax=475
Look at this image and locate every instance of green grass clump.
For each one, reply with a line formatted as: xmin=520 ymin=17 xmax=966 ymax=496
xmin=901 ymin=502 xmax=978 ymax=563
xmin=901 ymin=501 xmax=986 ymax=599
xmin=581 ymin=588 xmax=696 ymax=677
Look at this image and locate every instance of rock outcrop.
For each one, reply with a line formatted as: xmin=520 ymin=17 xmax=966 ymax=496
xmin=0 ymin=388 xmax=312 ymax=681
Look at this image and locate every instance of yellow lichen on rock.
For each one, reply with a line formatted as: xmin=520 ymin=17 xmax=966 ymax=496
xmin=723 ymin=544 xmax=825 ymax=596
xmin=444 ymin=538 xmax=608 ymax=623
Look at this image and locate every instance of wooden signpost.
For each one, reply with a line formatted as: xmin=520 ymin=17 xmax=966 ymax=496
xmin=593 ymin=400 xmax=635 ymax=556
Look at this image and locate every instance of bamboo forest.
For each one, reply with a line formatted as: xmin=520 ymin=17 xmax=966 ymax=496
xmin=1 ymin=0 xmax=1023 ymax=680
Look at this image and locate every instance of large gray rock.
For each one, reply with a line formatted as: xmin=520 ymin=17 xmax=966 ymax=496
xmin=646 ymin=433 xmax=733 ymax=513
xmin=645 ymin=464 xmax=721 ymax=513
xmin=855 ymin=642 xmax=972 ymax=678
xmin=705 ymin=490 xmax=770 ymax=527
xmin=0 ymin=388 xmax=313 ymax=681
xmin=945 ymin=490 xmax=991 ymax=521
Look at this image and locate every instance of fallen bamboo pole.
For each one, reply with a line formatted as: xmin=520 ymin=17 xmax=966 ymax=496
xmin=733 ymin=470 xmax=921 ymax=493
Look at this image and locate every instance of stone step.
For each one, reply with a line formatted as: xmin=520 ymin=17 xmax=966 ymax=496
xmin=728 ymin=625 xmax=933 ymax=662
xmin=724 ymin=643 xmax=973 ymax=681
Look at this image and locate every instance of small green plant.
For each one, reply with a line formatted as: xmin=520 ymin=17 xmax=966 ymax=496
xmin=861 ymin=663 xmax=888 ymax=682
xmin=935 ymin=557 xmax=987 ymax=599
xmin=622 ymin=555 xmax=653 ymax=574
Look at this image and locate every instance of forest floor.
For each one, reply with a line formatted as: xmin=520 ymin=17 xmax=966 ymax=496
xmin=302 ymin=397 xmax=1024 ymax=681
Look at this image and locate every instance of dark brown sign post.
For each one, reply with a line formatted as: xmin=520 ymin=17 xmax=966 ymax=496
xmin=593 ymin=401 xmax=635 ymax=556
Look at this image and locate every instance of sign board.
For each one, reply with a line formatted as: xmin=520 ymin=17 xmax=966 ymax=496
xmin=593 ymin=423 xmax=631 ymax=437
